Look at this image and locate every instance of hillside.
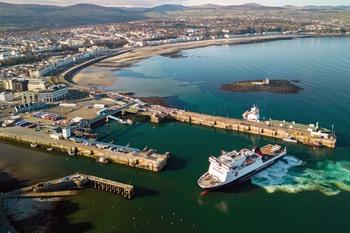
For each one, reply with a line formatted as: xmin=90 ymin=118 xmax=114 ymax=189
xmin=0 ymin=2 xmax=349 ymax=30
xmin=0 ymin=2 xmax=145 ymax=29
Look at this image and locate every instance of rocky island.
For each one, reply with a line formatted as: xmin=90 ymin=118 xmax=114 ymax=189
xmin=220 ymin=78 xmax=302 ymax=94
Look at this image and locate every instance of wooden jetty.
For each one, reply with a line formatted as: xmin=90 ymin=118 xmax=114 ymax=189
xmin=1 ymin=173 xmax=134 ymax=200
xmin=0 ymin=173 xmax=134 ymax=233
xmin=88 ymin=175 xmax=134 ymax=199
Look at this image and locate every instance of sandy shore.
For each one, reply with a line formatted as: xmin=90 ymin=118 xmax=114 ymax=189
xmin=72 ymin=34 xmax=313 ymax=88
xmin=73 ymin=67 xmax=116 ymax=87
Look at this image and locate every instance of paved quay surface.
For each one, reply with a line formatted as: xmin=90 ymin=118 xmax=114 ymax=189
xmin=0 ymin=127 xmax=168 ymax=172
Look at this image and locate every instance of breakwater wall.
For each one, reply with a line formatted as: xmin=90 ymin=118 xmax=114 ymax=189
xmin=0 ymin=128 xmax=168 ymax=172
xmin=137 ymin=106 xmax=336 ymax=148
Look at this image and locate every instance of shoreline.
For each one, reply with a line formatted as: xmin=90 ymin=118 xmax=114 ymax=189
xmin=70 ymin=33 xmax=347 ymax=89
xmin=0 ymin=157 xmax=60 ymax=233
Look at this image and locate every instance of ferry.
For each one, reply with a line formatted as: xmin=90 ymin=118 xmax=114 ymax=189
xmin=198 ymin=144 xmax=287 ymax=190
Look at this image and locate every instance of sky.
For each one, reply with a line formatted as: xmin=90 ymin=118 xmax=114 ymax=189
xmin=3 ymin=0 xmax=350 ymax=7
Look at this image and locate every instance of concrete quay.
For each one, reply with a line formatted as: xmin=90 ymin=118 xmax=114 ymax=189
xmin=136 ymin=105 xmax=336 ymax=148
xmin=0 ymin=127 xmax=168 ymax=172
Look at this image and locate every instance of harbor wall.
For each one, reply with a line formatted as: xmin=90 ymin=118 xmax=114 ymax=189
xmin=173 ymin=112 xmax=336 ymax=148
xmin=0 ymin=128 xmax=168 ymax=172
xmin=138 ymin=107 xmax=336 ymax=148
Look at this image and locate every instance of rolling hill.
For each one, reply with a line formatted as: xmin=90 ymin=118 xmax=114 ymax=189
xmin=0 ymin=2 xmax=349 ymax=30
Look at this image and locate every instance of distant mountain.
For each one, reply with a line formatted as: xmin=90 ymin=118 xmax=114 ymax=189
xmin=303 ymin=5 xmax=350 ymax=11
xmin=0 ymin=2 xmax=197 ymax=29
xmin=189 ymin=3 xmax=283 ymax=10
xmin=148 ymin=4 xmax=189 ymax=12
xmin=0 ymin=2 xmax=349 ymax=30
xmin=240 ymin=3 xmax=264 ymax=8
xmin=191 ymin=4 xmax=224 ymax=9
xmin=0 ymin=2 xmax=145 ymax=28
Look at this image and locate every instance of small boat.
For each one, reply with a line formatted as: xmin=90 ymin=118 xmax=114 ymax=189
xmin=47 ymin=147 xmax=53 ymax=152
xmin=311 ymin=141 xmax=322 ymax=147
xmin=96 ymin=157 xmax=109 ymax=164
xmin=30 ymin=143 xmax=38 ymax=148
xmin=68 ymin=151 xmax=76 ymax=156
xmin=283 ymin=136 xmax=298 ymax=144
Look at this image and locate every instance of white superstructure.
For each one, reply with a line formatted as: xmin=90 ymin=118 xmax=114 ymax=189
xmin=198 ymin=144 xmax=287 ymax=190
xmin=243 ymin=105 xmax=260 ymax=121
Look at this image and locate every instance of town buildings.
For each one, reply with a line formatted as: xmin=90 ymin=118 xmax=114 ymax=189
xmin=0 ymin=91 xmax=14 ymax=102
xmin=21 ymin=84 xmax=68 ymax=104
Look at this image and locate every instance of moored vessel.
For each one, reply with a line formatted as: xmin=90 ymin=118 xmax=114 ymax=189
xmin=198 ymin=144 xmax=287 ymax=190
xmin=283 ymin=136 xmax=298 ymax=144
xmin=96 ymin=156 xmax=109 ymax=164
xmin=243 ymin=105 xmax=260 ymax=121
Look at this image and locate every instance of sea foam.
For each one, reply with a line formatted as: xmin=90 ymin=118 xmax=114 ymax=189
xmin=252 ymin=156 xmax=350 ymax=196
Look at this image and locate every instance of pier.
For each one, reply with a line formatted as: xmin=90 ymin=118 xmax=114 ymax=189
xmin=132 ymin=104 xmax=336 ymax=148
xmin=1 ymin=173 xmax=134 ymax=199
xmin=88 ymin=175 xmax=134 ymax=199
xmin=0 ymin=173 xmax=134 ymax=233
xmin=0 ymin=127 xmax=168 ymax=172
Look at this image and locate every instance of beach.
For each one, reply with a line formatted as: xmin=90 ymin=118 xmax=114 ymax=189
xmin=72 ymin=34 xmax=313 ymax=88
xmin=72 ymin=66 xmax=116 ymax=87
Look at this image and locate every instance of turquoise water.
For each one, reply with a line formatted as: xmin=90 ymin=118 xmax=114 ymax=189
xmin=1 ymin=37 xmax=350 ymax=232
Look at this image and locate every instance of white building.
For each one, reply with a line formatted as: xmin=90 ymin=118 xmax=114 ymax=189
xmin=0 ymin=52 xmax=7 ymax=61
xmin=0 ymin=92 xmax=15 ymax=102
xmin=28 ymin=79 xmax=49 ymax=91
xmin=62 ymin=127 xmax=71 ymax=139
xmin=37 ymin=84 xmax=69 ymax=102
xmin=0 ymin=50 xmax=19 ymax=62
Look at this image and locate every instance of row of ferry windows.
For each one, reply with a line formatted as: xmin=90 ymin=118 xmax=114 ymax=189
xmin=213 ymin=167 xmax=224 ymax=175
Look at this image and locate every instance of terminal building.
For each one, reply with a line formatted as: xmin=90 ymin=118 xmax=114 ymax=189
xmin=37 ymin=84 xmax=69 ymax=102
xmin=21 ymin=84 xmax=69 ymax=104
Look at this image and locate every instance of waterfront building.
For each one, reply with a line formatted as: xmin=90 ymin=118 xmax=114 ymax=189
xmin=14 ymin=102 xmax=47 ymax=114
xmin=21 ymin=91 xmax=38 ymax=104
xmin=62 ymin=127 xmax=71 ymax=139
xmin=37 ymin=84 xmax=69 ymax=102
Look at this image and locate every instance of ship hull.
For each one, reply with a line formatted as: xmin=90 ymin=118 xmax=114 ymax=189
xmin=199 ymin=153 xmax=286 ymax=191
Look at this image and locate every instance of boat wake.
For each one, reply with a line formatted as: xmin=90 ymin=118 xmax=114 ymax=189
xmin=252 ymin=156 xmax=350 ymax=196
